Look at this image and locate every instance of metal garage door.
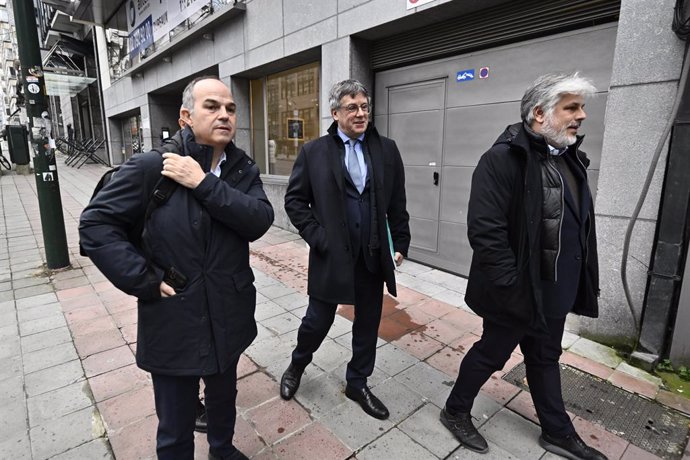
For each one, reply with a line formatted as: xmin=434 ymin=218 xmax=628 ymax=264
xmin=374 ymin=24 xmax=616 ymax=276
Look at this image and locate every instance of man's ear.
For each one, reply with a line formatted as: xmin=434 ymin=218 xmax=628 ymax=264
xmin=180 ymin=108 xmax=192 ymax=127
xmin=533 ymin=106 xmax=545 ymax=124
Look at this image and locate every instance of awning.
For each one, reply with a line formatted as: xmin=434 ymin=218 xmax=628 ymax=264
xmin=44 ymin=72 xmax=96 ymax=96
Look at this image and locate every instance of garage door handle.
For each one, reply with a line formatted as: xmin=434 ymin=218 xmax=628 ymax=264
xmin=433 ymin=171 xmax=439 ymax=186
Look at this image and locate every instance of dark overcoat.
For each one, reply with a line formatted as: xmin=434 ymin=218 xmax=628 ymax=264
xmin=464 ymin=123 xmax=599 ymax=335
xmin=284 ymin=122 xmax=411 ymax=305
xmin=79 ymin=128 xmax=274 ymax=375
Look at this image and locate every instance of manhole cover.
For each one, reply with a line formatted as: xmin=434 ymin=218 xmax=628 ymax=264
xmin=503 ymin=362 xmax=690 ymax=459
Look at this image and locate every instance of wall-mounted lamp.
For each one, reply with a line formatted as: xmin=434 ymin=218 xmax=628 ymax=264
xmin=201 ymin=33 xmax=214 ymax=41
xmin=162 ymin=56 xmax=172 ymax=63
xmin=133 ymin=72 xmax=143 ymax=79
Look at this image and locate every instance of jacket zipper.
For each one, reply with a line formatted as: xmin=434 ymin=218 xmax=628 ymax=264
xmin=573 ymin=152 xmax=591 ymax=263
xmin=546 ymin=156 xmax=564 ymax=282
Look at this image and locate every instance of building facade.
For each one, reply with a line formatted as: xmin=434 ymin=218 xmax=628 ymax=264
xmin=45 ymin=0 xmax=689 ymax=365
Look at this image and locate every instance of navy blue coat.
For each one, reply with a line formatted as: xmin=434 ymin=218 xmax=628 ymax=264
xmin=79 ymin=128 xmax=274 ymax=375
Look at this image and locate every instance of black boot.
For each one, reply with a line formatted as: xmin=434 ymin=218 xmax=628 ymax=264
xmin=440 ymin=407 xmax=489 ymax=453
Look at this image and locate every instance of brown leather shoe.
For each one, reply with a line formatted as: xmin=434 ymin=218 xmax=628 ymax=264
xmin=440 ymin=408 xmax=489 ymax=453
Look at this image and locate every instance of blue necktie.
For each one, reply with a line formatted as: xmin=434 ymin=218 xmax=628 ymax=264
xmin=347 ymin=139 xmax=364 ymax=193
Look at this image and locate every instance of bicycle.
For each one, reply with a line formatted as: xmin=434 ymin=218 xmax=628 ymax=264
xmin=0 ymin=150 xmax=10 ymax=171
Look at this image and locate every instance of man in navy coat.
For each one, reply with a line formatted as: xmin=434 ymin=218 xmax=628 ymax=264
xmin=280 ymin=79 xmax=410 ymax=419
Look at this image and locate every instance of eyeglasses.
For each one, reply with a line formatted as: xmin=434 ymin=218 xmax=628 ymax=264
xmin=340 ymin=103 xmax=370 ymax=114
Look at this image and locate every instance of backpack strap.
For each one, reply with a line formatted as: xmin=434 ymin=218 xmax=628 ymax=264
xmin=144 ymin=137 xmax=182 ymax=220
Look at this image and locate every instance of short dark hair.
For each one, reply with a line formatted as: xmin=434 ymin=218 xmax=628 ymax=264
xmin=181 ymin=75 xmax=222 ymax=114
xmin=329 ymin=79 xmax=370 ymax=111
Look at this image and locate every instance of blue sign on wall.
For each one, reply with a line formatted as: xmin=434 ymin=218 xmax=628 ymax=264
xmin=456 ymin=69 xmax=475 ymax=82
xmin=129 ymin=15 xmax=153 ymax=59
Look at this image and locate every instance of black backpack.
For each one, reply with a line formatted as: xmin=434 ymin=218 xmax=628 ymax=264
xmin=78 ymin=141 xmax=180 ymax=257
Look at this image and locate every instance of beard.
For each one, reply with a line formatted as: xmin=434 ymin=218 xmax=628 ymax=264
xmin=541 ymin=113 xmax=578 ymax=148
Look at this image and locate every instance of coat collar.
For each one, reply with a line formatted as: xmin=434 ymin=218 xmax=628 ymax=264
xmin=326 ymin=121 xmax=384 ymax=192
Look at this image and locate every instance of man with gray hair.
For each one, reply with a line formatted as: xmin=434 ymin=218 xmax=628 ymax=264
xmin=281 ymin=79 xmax=410 ymax=419
xmin=440 ymin=73 xmax=607 ymax=460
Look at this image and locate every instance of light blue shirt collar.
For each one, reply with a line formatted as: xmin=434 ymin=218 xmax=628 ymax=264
xmin=336 ymin=128 xmax=365 ymax=145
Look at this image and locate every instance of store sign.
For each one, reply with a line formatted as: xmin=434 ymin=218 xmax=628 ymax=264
xmin=406 ymin=0 xmax=435 ymax=10
xmin=127 ymin=0 xmax=209 ymax=57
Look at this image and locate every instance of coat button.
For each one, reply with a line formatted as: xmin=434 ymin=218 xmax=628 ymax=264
xmin=238 ymin=169 xmax=243 ymax=174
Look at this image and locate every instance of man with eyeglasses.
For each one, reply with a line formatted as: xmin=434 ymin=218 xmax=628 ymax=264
xmin=281 ymin=79 xmax=411 ymax=419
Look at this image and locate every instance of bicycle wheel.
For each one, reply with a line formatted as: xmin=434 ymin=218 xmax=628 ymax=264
xmin=0 ymin=154 xmax=10 ymax=171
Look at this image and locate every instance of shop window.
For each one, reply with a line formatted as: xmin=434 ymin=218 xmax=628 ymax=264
xmin=250 ymin=62 xmax=319 ymax=176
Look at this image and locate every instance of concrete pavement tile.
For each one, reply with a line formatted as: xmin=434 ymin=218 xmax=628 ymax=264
xmin=107 ymin=413 xmax=157 ymax=459
xmin=272 ymin=292 xmax=309 ymax=311
xmin=12 ymin=276 xmax=50 ymax=290
xmin=236 ymin=371 xmax=280 ymax=411
xmin=16 ymin=301 xmax=61 ymax=323
xmin=399 ymin=403 xmax=458 ymax=458
xmin=607 ymin=368 xmax=659 ymax=399
xmin=480 ymin=408 xmax=543 ymax=459
xmin=245 ymin=333 xmax=297 ymax=379
xmin=372 ymin=377 xmax=425 ymax=423
xmin=49 ymin=438 xmax=112 ymax=459
xmin=478 ymin=373 xmax=520 ymax=407
xmin=0 ymin=335 xmax=19 ymax=360
xmin=423 ymin=317 xmax=469 ymax=346
xmin=431 ymin=288 xmax=467 ymax=308
xmin=82 ymin=345 xmax=135 ymax=378
xmin=329 ymin=361 xmax=387 ymax=389
xmin=88 ymin=364 xmax=150 ymax=403
xmin=505 ymin=390 xmax=540 ymax=425
xmin=656 ymin=389 xmax=690 ymax=416
xmin=15 ymin=292 xmax=57 ymax=309
xmin=120 ymin=324 xmax=137 ymax=344
xmin=0 ymin=280 xmax=11 ymax=292
xmin=50 ymin=268 xmax=87 ymax=282
xmin=74 ymin=328 xmax=127 ymax=358
xmin=30 ymin=406 xmax=106 ymax=460
xmin=0 ymin=354 xmax=23 ymax=382
xmin=399 ymin=276 xmax=448 ymax=298
xmin=97 ymin=385 xmax=156 ymax=431
xmin=472 ymin=391 xmax=509 ymax=427
xmin=9 ymin=262 xmax=43 ymax=274
xmin=311 ymin=339 xmax=351 ymax=373
xmin=334 ymin=330 xmax=386 ymax=351
xmin=111 ymin=307 xmax=138 ymax=328
xmin=18 ymin=312 xmax=67 ymax=336
xmin=14 ymin=283 xmax=54 ymax=299
xmin=562 ymin=329 xmax=580 ymax=349
xmin=426 ymin=345 xmax=464 ymax=378
xmin=56 ymin=285 xmax=97 ymax=301
xmin=620 ymin=442 xmax=661 ymax=459
xmin=272 ymin=422 xmax=351 ymax=460
xmin=255 ymin=300 xmax=287 ymax=321
xmin=0 ymin=375 xmax=23 ymax=407
xmin=59 ymin=293 xmax=102 ymax=311
xmin=568 ymin=337 xmax=623 ymax=369
xmin=53 ymin=275 xmax=91 ymax=291
xmin=0 ymin=323 xmax=17 ymax=340
xmin=22 ymin=341 xmax=78 ymax=374
xmin=392 ymin=331 xmax=444 ymax=360
xmin=357 ymin=427 xmax=435 ymax=460
xmin=27 ymin=380 xmax=93 ymax=427
xmin=232 ymin=414 xmax=267 ymax=458
xmin=64 ymin=303 xmax=110 ymax=325
xmin=320 ymin=400 xmax=393 ymax=451
xmin=615 ymin=361 xmax=663 ymax=386
xmin=20 ymin=326 xmax=72 ymax=353
xmin=417 ymin=269 xmax=468 ymax=292
xmin=294 ymin=371 xmax=347 ymax=419
xmin=246 ymin=398 xmax=312 ymax=445
xmin=572 ymin=416 xmax=628 ymax=459
xmin=396 ymin=362 xmax=456 ymax=408
xmin=0 ymin=430 xmax=32 ymax=460
xmin=24 ymin=359 xmax=85 ymax=397
xmin=237 ymin=354 xmax=259 ymax=379
xmin=325 ymin=314 xmax=352 ymax=339
xmin=448 ymin=441 xmax=520 ymax=459
xmin=378 ymin=316 xmax=418 ymax=342
xmin=259 ymin=283 xmax=296 ymax=300
xmin=396 ymin=259 xmax=433 ymax=276
xmin=69 ymin=315 xmax=118 ymax=338
xmin=561 ymin=351 xmax=615 ymax=380
xmin=261 ymin=311 xmax=301 ymax=336
xmin=0 ymin=289 xmax=13 ymax=302
xmin=374 ymin=343 xmax=419 ymax=377
xmin=337 ymin=303 xmax=354 ymax=321
xmin=0 ymin=396 xmax=28 ymax=438
xmin=0 ymin=299 xmax=15 ymax=312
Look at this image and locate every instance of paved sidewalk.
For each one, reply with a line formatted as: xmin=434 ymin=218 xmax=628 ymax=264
xmin=1 ymin=157 xmax=689 ymax=459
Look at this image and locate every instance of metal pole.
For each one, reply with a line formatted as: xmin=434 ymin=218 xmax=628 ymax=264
xmin=12 ymin=0 xmax=69 ymax=269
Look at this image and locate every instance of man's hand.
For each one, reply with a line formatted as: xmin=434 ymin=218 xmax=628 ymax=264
xmin=160 ymin=281 xmax=176 ymax=297
xmin=394 ymin=252 xmax=404 ymax=267
xmin=161 ymin=152 xmax=206 ymax=188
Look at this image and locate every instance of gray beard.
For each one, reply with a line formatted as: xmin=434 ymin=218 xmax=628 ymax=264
xmin=541 ymin=115 xmax=577 ymax=148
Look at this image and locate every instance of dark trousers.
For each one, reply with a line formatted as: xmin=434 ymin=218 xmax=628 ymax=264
xmin=292 ymin=255 xmax=383 ymax=388
xmin=151 ymin=355 xmax=240 ymax=460
xmin=445 ymin=316 xmax=574 ymax=437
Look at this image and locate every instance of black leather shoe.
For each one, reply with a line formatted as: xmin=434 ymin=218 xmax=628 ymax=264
xmin=208 ymin=448 xmax=249 ymax=460
xmin=539 ymin=432 xmax=608 ymax=460
xmin=195 ymin=398 xmax=207 ymax=433
xmin=345 ymin=385 xmax=389 ymax=420
xmin=280 ymin=363 xmax=304 ymax=400
xmin=440 ymin=408 xmax=489 ymax=453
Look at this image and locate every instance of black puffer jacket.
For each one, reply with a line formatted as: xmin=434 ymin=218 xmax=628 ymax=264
xmin=464 ymin=123 xmax=599 ymax=335
xmin=79 ymin=128 xmax=274 ymax=375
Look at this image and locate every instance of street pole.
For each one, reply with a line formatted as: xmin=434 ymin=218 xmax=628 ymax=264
xmin=12 ymin=0 xmax=69 ymax=269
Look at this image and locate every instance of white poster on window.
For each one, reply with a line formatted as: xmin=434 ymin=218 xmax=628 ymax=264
xmin=406 ymin=0 xmax=435 ymax=9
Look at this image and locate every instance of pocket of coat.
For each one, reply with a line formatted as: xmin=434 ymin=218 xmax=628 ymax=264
xmin=232 ymin=269 xmax=256 ymax=292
